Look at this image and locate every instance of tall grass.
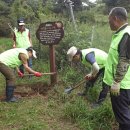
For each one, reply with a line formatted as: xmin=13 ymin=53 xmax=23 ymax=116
xmin=63 ymin=97 xmax=115 ymax=130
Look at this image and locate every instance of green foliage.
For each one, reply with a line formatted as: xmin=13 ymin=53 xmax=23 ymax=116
xmin=0 ymin=0 xmax=10 ymax=14
xmin=0 ymin=17 xmax=12 ymax=37
xmin=103 ymin=0 xmax=130 ymax=12
xmin=60 ymin=66 xmax=83 ymax=86
xmin=0 ymin=38 xmax=12 ymax=52
xmin=76 ymin=10 xmax=95 ymax=24
xmin=11 ymin=0 xmax=37 ymax=22
xmin=91 ymin=24 xmax=111 ymax=52
xmin=0 ymin=1 xmax=12 ymax=37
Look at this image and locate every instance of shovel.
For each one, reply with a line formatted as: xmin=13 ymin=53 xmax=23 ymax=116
xmin=64 ymin=79 xmax=86 ymax=94
xmin=23 ymin=72 xmax=56 ymax=76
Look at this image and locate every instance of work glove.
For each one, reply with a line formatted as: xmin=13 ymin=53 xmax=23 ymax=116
xmin=85 ymin=73 xmax=94 ymax=80
xmin=18 ymin=71 xmax=24 ymax=77
xmin=34 ymin=72 xmax=42 ymax=77
xmin=110 ymin=81 xmax=120 ymax=96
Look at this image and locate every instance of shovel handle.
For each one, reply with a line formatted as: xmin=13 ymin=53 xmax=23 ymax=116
xmin=23 ymin=72 xmax=56 ymax=76
xmin=72 ymin=79 xmax=86 ymax=89
xmin=41 ymin=72 xmax=56 ymax=75
xmin=65 ymin=79 xmax=86 ymax=94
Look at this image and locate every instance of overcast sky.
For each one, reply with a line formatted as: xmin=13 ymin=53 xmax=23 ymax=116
xmin=89 ymin=0 xmax=97 ymax=3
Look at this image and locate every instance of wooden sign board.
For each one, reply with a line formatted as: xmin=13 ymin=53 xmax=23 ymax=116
xmin=36 ymin=21 xmax=64 ymax=45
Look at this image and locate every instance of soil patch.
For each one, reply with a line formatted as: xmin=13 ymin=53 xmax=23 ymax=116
xmin=0 ymin=81 xmax=52 ymax=100
xmin=15 ymin=81 xmax=52 ymax=97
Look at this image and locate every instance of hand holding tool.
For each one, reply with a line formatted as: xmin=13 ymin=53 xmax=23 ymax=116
xmin=85 ymin=73 xmax=94 ymax=80
xmin=34 ymin=72 xmax=42 ymax=77
xmin=18 ymin=71 xmax=24 ymax=77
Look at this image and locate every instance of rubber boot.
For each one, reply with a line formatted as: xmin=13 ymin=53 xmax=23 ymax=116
xmin=91 ymin=86 xmax=109 ymax=108
xmin=91 ymin=94 xmax=106 ymax=108
xmin=97 ymin=85 xmax=109 ymax=104
xmin=91 ymin=99 xmax=105 ymax=109
xmin=6 ymin=86 xmax=17 ymax=102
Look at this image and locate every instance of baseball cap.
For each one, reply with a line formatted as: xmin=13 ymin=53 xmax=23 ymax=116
xmin=26 ymin=47 xmax=37 ymax=59
xmin=32 ymin=49 xmax=37 ymax=58
xmin=67 ymin=46 xmax=77 ymax=61
xmin=17 ymin=18 xmax=25 ymax=26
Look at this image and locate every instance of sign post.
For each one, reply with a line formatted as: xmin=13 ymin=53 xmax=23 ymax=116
xmin=49 ymin=45 xmax=56 ymax=84
xmin=36 ymin=21 xmax=64 ymax=84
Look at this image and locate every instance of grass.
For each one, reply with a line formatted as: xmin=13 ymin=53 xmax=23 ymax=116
xmin=0 ymin=97 xmax=49 ymax=130
xmin=0 ymin=37 xmax=13 ymax=52
xmin=0 ymin=83 xmax=81 ymax=130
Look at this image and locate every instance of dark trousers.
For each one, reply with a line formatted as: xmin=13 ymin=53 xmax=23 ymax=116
xmin=98 ymin=82 xmax=109 ymax=103
xmin=86 ymin=68 xmax=105 ymax=87
xmin=111 ymin=89 xmax=130 ymax=130
xmin=0 ymin=62 xmax=16 ymax=100
xmin=86 ymin=68 xmax=109 ymax=103
xmin=0 ymin=62 xmax=15 ymax=86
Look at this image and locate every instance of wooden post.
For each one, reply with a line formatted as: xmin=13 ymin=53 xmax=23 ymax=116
xmin=49 ymin=45 xmax=57 ymax=84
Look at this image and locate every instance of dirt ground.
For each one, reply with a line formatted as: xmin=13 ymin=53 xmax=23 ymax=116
xmin=0 ymin=82 xmax=52 ymax=100
xmin=15 ymin=82 xmax=52 ymax=97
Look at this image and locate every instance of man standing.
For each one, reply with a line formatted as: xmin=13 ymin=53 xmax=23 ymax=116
xmin=103 ymin=7 xmax=130 ymax=130
xmin=67 ymin=46 xmax=109 ymax=106
xmin=13 ymin=18 xmax=33 ymax=73
xmin=0 ymin=47 xmax=42 ymax=102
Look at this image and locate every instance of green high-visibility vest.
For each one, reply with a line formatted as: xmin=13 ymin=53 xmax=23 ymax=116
xmin=14 ymin=28 xmax=31 ymax=49
xmin=81 ymin=48 xmax=108 ymax=69
xmin=0 ymin=48 xmax=29 ymax=68
xmin=103 ymin=26 xmax=130 ymax=89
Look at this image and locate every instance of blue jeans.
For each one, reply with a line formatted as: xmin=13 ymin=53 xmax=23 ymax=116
xmin=19 ymin=57 xmax=32 ymax=73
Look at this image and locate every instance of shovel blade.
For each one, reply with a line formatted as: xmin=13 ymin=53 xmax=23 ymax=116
xmin=64 ymin=86 xmax=73 ymax=94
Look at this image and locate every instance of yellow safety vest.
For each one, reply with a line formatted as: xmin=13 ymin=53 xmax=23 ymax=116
xmin=0 ymin=48 xmax=29 ymax=68
xmin=14 ymin=28 xmax=31 ymax=49
xmin=103 ymin=26 xmax=130 ymax=89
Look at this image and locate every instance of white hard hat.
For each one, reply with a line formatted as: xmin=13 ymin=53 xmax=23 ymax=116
xmin=67 ymin=46 xmax=77 ymax=61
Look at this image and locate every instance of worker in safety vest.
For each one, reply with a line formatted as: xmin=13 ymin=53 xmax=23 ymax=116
xmin=103 ymin=7 xmax=130 ymax=130
xmin=13 ymin=18 xmax=33 ymax=74
xmin=67 ymin=46 xmax=109 ymax=106
xmin=0 ymin=47 xmax=42 ymax=102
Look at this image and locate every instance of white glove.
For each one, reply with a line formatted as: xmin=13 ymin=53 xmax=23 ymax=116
xmin=85 ymin=73 xmax=94 ymax=80
xmin=110 ymin=81 xmax=120 ymax=96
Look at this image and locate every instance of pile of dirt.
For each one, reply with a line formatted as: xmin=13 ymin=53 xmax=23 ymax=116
xmin=0 ymin=81 xmax=53 ymax=100
xmin=14 ymin=81 xmax=52 ymax=97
